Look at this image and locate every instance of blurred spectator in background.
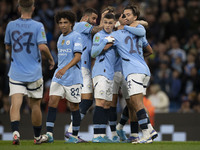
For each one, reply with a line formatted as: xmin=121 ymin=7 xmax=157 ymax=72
xmin=148 ymin=84 xmax=170 ymax=113
xmin=169 ymin=69 xmax=182 ymax=102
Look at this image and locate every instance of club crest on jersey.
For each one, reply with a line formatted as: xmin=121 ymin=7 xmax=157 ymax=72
xmin=85 ymin=23 xmax=91 ymax=27
xmin=95 ymin=36 xmax=100 ymax=42
xmin=61 ymin=40 xmax=65 ymax=45
xmin=66 ymin=40 xmax=70 ymax=45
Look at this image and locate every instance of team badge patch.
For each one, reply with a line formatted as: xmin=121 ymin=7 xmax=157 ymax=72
xmin=66 ymin=40 xmax=70 ymax=45
xmin=95 ymin=36 xmax=100 ymax=42
xmin=42 ymin=32 xmax=46 ymax=39
xmin=61 ymin=40 xmax=65 ymax=45
xmin=85 ymin=23 xmax=91 ymax=27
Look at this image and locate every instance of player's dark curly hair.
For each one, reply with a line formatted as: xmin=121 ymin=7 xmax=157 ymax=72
xmin=124 ymin=4 xmax=140 ymax=19
xmin=55 ymin=10 xmax=76 ymax=28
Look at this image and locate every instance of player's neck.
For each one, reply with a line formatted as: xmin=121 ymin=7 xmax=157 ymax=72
xmin=21 ymin=13 xmax=32 ymax=19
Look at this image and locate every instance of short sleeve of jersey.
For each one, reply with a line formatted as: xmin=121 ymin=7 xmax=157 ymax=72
xmin=75 ymin=22 xmax=93 ymax=34
xmin=92 ymin=33 xmax=102 ymax=46
xmin=73 ymin=33 xmax=83 ymax=53
xmin=142 ymin=35 xmax=149 ymax=48
xmin=4 ymin=22 xmax=11 ymax=45
xmin=36 ymin=23 xmax=47 ymax=45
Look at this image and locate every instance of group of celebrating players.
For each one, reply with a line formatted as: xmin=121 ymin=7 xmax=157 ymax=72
xmin=4 ymin=0 xmax=158 ymax=145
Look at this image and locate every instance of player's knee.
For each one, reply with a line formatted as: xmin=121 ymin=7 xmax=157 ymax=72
xmin=70 ymin=103 xmax=79 ymax=111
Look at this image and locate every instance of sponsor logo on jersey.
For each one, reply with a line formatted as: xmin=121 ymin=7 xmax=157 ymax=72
xmin=75 ymin=43 xmax=82 ymax=47
xmin=95 ymin=36 xmax=100 ymax=42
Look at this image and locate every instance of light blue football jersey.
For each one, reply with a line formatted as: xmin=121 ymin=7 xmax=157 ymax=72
xmin=73 ymin=22 xmax=93 ymax=71
xmin=52 ymin=31 xmax=83 ymax=86
xmin=91 ymin=30 xmax=116 ymax=80
xmin=4 ymin=18 xmax=47 ymax=82
xmin=111 ymin=29 xmax=150 ymax=79
xmin=114 ymin=24 xmax=146 ymax=74
xmin=114 ymin=52 xmax=122 ymax=73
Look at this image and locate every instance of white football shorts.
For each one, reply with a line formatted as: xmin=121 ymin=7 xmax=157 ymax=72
xmin=49 ymin=82 xmax=82 ymax=103
xmin=81 ymin=67 xmax=93 ymax=94
xmin=93 ymin=75 xmax=113 ymax=101
xmin=113 ymin=72 xmax=129 ymax=99
xmin=127 ymin=74 xmax=150 ymax=96
xmin=9 ymin=78 xmax=43 ymax=98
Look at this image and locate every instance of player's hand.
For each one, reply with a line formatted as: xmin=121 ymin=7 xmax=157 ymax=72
xmin=81 ymin=15 xmax=89 ymax=22
xmin=55 ymin=68 xmax=66 ymax=79
xmin=105 ymin=36 xmax=115 ymax=43
xmin=101 ymin=10 xmax=109 ymax=19
xmin=119 ymin=14 xmax=126 ymax=25
xmin=115 ymin=21 xmax=121 ymax=28
xmin=49 ymin=59 xmax=55 ymax=70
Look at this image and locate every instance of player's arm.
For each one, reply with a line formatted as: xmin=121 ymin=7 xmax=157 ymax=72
xmin=55 ymin=52 xmax=81 ymax=79
xmin=91 ymin=10 xmax=109 ymax=35
xmin=91 ymin=36 xmax=115 ymax=58
xmin=91 ymin=25 xmax=104 ymax=35
xmin=38 ymin=44 xmax=55 ymax=70
xmin=116 ymin=14 xmax=146 ymax=36
xmin=136 ymin=20 xmax=148 ymax=28
xmin=5 ymin=45 xmax=12 ymax=56
xmin=143 ymin=44 xmax=153 ymax=58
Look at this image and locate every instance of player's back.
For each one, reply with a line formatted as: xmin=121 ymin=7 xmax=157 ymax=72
xmin=111 ymin=29 xmax=151 ymax=78
xmin=5 ymin=18 xmax=47 ymax=82
xmin=73 ymin=22 xmax=93 ymax=70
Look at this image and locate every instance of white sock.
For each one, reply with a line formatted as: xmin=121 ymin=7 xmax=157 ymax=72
xmin=111 ymin=131 xmax=117 ymax=137
xmin=93 ymin=134 xmax=105 ymax=138
xmin=13 ymin=131 xmax=20 ymax=137
xmin=68 ymin=122 xmax=73 ymax=133
xmin=116 ymin=123 xmax=123 ymax=130
xmin=148 ymin=124 xmax=153 ymax=131
xmin=130 ymin=133 xmax=139 ymax=137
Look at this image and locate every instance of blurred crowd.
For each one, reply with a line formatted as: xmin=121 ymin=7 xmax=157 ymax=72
xmin=0 ymin=0 xmax=200 ymax=114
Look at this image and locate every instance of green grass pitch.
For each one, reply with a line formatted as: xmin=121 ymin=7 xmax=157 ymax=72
xmin=0 ymin=141 xmax=200 ymax=150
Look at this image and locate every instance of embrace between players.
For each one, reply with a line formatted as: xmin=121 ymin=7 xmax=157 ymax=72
xmin=4 ymin=0 xmax=157 ymax=145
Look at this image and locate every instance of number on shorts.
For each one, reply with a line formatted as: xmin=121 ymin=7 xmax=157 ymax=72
xmin=70 ymin=88 xmax=80 ymax=99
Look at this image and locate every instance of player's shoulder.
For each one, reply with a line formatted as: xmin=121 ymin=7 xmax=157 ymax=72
xmin=70 ymin=31 xmax=82 ymax=39
xmin=6 ymin=19 xmax=19 ymax=27
xmin=75 ymin=21 xmax=92 ymax=28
